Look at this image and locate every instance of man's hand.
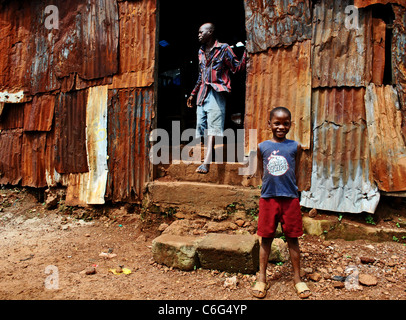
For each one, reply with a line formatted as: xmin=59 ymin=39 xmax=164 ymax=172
xmin=187 ymin=95 xmax=195 ymax=108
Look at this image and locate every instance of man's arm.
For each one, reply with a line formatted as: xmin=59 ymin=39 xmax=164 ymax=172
xmin=224 ymin=46 xmax=247 ymax=74
xmin=187 ymin=62 xmax=203 ymax=108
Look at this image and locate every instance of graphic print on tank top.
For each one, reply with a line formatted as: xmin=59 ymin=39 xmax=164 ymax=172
xmin=266 ymin=150 xmax=289 ymax=176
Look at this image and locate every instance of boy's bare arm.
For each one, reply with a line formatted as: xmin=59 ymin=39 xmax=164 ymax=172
xmin=295 ymin=143 xmax=302 ymax=179
xmin=257 ymin=147 xmax=263 ymax=179
xmin=248 ymin=147 xmax=262 ymax=179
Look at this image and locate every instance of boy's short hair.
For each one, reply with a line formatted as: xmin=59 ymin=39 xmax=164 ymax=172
xmin=269 ymin=107 xmax=291 ymax=121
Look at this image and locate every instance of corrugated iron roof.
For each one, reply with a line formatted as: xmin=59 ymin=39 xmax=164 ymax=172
xmin=300 ymin=87 xmax=380 ymax=213
xmin=365 ymin=83 xmax=406 ymax=192
xmin=106 ymin=87 xmax=154 ymax=203
xmin=311 ymin=0 xmax=373 ymax=88
xmin=244 ymin=0 xmax=312 ymax=53
xmin=244 ymin=40 xmax=312 ymax=190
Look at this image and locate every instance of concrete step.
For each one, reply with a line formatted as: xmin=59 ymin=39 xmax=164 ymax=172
xmin=151 ymin=233 xmax=290 ymax=273
xmin=145 ymin=180 xmax=261 ymax=220
xmin=156 ymin=161 xmax=261 ymax=188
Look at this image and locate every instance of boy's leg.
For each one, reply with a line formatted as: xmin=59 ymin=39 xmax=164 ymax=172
xmin=286 ymin=237 xmax=311 ymax=298
xmin=286 ymin=237 xmax=301 ymax=284
xmin=258 ymin=237 xmax=273 ymax=283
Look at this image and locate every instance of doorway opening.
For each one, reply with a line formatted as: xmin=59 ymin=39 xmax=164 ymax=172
xmin=156 ymin=0 xmax=247 ymax=160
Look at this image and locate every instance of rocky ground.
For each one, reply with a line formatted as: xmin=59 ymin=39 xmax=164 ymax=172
xmin=0 ymin=186 xmax=405 ymax=301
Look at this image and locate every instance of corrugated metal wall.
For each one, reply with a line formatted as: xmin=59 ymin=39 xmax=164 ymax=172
xmin=1 ymin=0 xmax=406 ymax=214
xmin=0 ymin=0 xmax=156 ymax=204
xmin=245 ymin=0 xmax=406 ymax=213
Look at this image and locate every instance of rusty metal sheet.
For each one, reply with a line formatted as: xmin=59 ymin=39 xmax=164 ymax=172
xmin=244 ymin=0 xmax=312 ymax=53
xmin=0 ymin=1 xmax=32 ymax=92
xmin=0 ymin=129 xmax=22 ymax=185
xmin=44 ymin=126 xmax=69 ymax=187
xmin=354 ymin=0 xmax=406 ymax=7
xmin=23 ymin=94 xmax=55 ymax=132
xmin=300 ymin=87 xmax=380 ymax=214
xmin=110 ymin=0 xmax=156 ymax=89
xmin=106 ymin=87 xmax=154 ymax=203
xmin=372 ymin=18 xmax=386 ymax=85
xmin=365 ymin=84 xmax=406 ymax=191
xmin=244 ymin=41 xmax=312 ymax=190
xmin=54 ymin=89 xmax=89 ymax=174
xmin=0 ymin=103 xmax=24 ymax=130
xmin=311 ymin=0 xmax=373 ymax=88
xmin=392 ymin=5 xmax=406 ymax=140
xmin=21 ymin=132 xmax=47 ymax=188
xmin=0 ymin=0 xmax=119 ymax=95
xmin=85 ymin=85 xmax=108 ymax=204
xmin=66 ymin=173 xmax=89 ymax=207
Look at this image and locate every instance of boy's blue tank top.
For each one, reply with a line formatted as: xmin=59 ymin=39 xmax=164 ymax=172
xmin=259 ymin=139 xmax=299 ymax=199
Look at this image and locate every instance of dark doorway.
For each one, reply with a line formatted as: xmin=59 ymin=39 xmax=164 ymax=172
xmin=157 ymin=0 xmax=247 ymax=142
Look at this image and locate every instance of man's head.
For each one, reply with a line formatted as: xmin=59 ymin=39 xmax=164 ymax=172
xmin=198 ymin=23 xmax=215 ymax=44
xmin=268 ymin=107 xmax=292 ymax=141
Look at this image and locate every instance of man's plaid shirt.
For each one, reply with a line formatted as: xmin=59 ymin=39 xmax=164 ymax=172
xmin=191 ymin=40 xmax=247 ymax=106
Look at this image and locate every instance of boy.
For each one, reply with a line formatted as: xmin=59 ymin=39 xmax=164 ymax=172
xmin=251 ymin=107 xmax=311 ymax=299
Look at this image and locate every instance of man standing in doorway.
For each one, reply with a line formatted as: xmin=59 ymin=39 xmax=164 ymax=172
xmin=187 ymin=22 xmax=247 ymax=174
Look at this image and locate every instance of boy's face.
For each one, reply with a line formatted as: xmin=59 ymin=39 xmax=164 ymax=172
xmin=268 ymin=111 xmax=291 ymax=141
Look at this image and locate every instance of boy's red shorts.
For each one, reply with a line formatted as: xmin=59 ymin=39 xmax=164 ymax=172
xmin=257 ymin=197 xmax=303 ymax=238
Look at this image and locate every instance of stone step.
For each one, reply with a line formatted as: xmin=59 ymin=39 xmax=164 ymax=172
xmin=146 ymin=181 xmax=261 ymax=220
xmin=151 ymin=232 xmax=289 ymax=273
xmin=196 ymin=233 xmax=259 ymax=274
xmin=152 ymin=234 xmax=202 ymax=271
xmin=156 ymin=161 xmax=261 ymax=188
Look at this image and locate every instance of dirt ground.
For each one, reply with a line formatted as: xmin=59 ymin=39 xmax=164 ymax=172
xmin=0 ymin=186 xmax=405 ymax=301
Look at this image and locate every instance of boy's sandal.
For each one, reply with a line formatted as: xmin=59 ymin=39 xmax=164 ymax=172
xmin=294 ymin=282 xmax=312 ymax=299
xmin=250 ymin=281 xmax=270 ymax=299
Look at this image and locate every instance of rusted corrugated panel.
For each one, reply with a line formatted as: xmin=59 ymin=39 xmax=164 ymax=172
xmin=55 ymin=0 xmax=119 ymax=81
xmin=21 ymin=132 xmax=47 ymax=188
xmin=85 ymin=85 xmax=108 ymax=204
xmin=54 ymin=90 xmax=89 ymax=174
xmin=311 ymin=0 xmax=373 ymax=87
xmin=0 ymin=129 xmax=22 ymax=185
xmin=365 ymin=84 xmax=406 ymax=191
xmin=106 ymin=87 xmax=154 ymax=203
xmin=23 ymin=94 xmax=55 ymax=132
xmin=354 ymin=0 xmax=406 ymax=7
xmin=0 ymin=103 xmax=24 ymax=130
xmin=244 ymin=41 xmax=312 ymax=190
xmin=244 ymin=0 xmax=312 ymax=53
xmin=110 ymin=0 xmax=156 ymax=89
xmin=0 ymin=0 xmax=119 ymax=95
xmin=0 ymin=1 xmax=32 ymax=92
xmin=300 ymin=87 xmax=380 ymax=213
xmin=372 ymin=18 xmax=386 ymax=85
xmin=66 ymin=173 xmax=89 ymax=207
xmin=392 ymin=5 xmax=406 ymax=140
xmin=65 ymin=85 xmax=109 ymax=206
